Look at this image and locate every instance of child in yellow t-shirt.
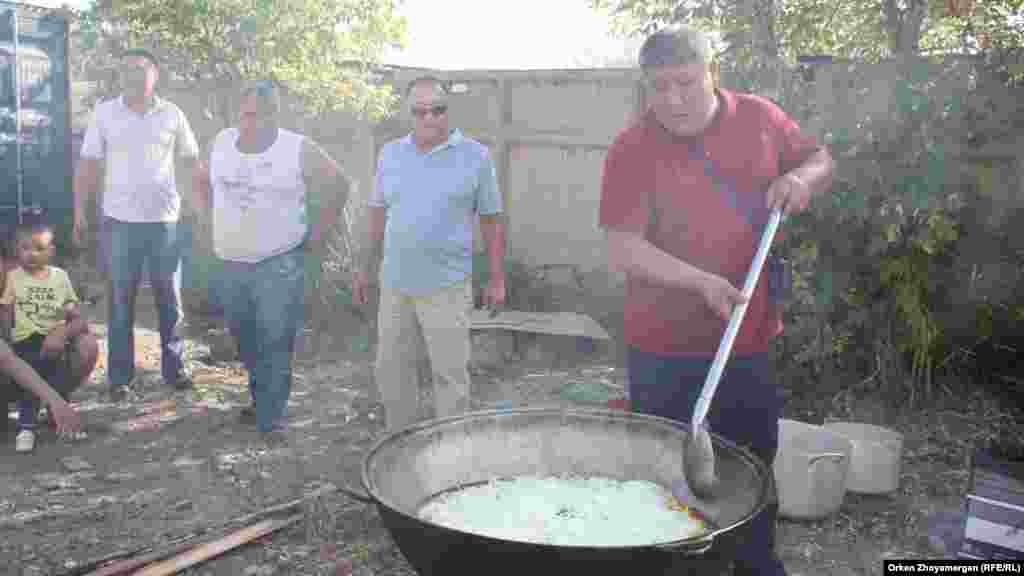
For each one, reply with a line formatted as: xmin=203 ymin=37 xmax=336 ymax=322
xmin=0 ymin=221 xmax=99 ymax=453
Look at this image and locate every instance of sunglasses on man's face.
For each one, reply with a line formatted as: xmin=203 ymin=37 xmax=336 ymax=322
xmin=411 ymin=104 xmax=448 ymax=119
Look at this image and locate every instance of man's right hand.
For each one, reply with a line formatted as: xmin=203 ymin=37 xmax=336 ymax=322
xmin=49 ymin=397 xmax=82 ymax=438
xmin=352 ymin=270 xmax=370 ymax=306
xmin=697 ymin=273 xmax=747 ymax=322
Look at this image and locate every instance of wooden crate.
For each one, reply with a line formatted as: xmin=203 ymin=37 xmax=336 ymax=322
xmin=958 ymin=447 xmax=1024 ymax=559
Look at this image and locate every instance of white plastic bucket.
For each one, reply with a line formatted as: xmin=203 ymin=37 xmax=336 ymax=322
xmin=823 ymin=422 xmax=904 ymax=494
xmin=774 ymin=419 xmax=853 ymax=519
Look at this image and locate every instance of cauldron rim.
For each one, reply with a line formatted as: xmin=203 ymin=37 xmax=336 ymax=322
xmin=356 ymin=406 xmax=773 ymax=551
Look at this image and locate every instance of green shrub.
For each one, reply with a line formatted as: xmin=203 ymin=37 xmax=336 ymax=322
xmin=775 ymin=57 xmax=1023 ymax=405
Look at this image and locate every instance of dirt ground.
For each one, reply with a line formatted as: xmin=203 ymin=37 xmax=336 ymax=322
xmin=0 ymin=266 xmax=1016 ymax=576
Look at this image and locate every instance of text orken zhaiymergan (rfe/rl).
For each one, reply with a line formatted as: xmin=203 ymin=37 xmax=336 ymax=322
xmin=884 ymin=561 xmax=1023 ymax=573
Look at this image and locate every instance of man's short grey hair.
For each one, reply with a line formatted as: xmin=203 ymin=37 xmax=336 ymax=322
xmin=240 ymin=79 xmax=282 ymax=115
xmin=638 ymin=26 xmax=715 ymax=70
xmin=405 ymin=75 xmax=449 ymax=99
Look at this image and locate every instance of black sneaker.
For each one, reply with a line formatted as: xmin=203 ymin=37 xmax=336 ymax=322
xmin=168 ymin=372 xmax=194 ymax=391
xmin=238 ymin=405 xmax=256 ymax=424
xmin=108 ymin=383 xmax=134 ymax=403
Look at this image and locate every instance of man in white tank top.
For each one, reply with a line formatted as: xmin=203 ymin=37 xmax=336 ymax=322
xmin=193 ymin=80 xmax=349 ymax=440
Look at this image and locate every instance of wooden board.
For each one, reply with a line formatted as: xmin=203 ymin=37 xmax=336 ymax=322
xmin=133 ymin=514 xmax=303 ymax=576
xmin=110 ymin=400 xmax=208 ymax=434
xmin=71 ymin=484 xmax=338 ymax=576
xmin=470 ymin=310 xmax=611 ymax=340
xmin=82 ymin=537 xmax=199 ymax=576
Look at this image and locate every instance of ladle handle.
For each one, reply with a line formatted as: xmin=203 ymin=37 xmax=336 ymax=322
xmin=807 ymin=452 xmax=847 ymax=466
xmin=691 ymin=209 xmax=783 ymax=435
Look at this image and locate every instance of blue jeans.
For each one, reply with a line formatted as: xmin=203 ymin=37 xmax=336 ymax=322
xmin=106 ymin=217 xmax=186 ymax=388
xmin=219 ymin=250 xmax=305 ymax=433
xmin=627 ymin=348 xmax=786 ymax=576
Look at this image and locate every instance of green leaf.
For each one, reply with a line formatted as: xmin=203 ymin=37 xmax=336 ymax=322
xmin=908 ymin=92 xmax=922 ymax=113
xmin=829 ymin=127 xmax=851 ymax=147
xmin=894 ymin=84 xmax=915 ymax=114
xmin=815 ymin=269 xmax=834 ymax=309
xmin=831 ymin=189 xmax=847 ymax=210
xmin=918 ymin=235 xmax=936 ymax=255
xmin=911 ymin=60 xmax=931 ymax=84
xmin=846 ymin=188 xmax=867 ymax=213
xmin=350 ymin=332 xmax=369 ymax=353
xmin=943 ymin=95 xmax=961 ymax=116
xmin=885 ymin=222 xmax=900 ymax=243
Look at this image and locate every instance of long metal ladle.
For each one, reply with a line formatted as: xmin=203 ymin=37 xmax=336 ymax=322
xmin=680 ymin=208 xmax=784 ymax=501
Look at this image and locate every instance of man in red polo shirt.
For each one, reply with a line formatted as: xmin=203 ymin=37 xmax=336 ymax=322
xmin=600 ymin=26 xmax=834 ymax=575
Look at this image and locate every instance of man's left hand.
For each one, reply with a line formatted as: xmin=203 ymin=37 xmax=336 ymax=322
xmin=767 ymin=172 xmax=812 ymax=216
xmin=483 ymin=276 xmax=506 ymax=317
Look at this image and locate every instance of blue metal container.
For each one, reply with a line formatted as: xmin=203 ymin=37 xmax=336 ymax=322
xmin=1 ymin=2 xmax=72 ymax=254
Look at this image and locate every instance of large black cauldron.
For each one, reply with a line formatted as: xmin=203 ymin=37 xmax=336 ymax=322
xmin=339 ymin=406 xmax=772 ymax=575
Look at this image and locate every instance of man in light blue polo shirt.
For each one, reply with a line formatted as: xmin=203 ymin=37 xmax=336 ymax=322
xmin=353 ymin=75 xmax=506 ymax=432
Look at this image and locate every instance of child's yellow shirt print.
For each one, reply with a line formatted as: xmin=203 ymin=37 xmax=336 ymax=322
xmin=0 ymin=267 xmax=79 ymax=342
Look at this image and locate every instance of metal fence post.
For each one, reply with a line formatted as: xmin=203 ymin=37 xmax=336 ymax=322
xmin=8 ymin=8 xmax=23 ymax=226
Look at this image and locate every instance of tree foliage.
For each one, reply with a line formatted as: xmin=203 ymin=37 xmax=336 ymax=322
xmin=81 ymin=0 xmax=407 ymax=121
xmin=590 ymin=0 xmax=1023 ymax=70
xmin=61 ymin=5 xmax=112 ymax=81
xmin=772 ymin=57 xmax=1023 ymax=405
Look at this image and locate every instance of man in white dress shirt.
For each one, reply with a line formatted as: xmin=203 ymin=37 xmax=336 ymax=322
xmin=74 ymin=48 xmax=200 ymax=401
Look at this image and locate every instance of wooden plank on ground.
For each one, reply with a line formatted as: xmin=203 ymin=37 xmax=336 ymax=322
xmin=133 ymin=514 xmax=303 ymax=576
xmin=469 ymin=310 xmax=611 ymax=340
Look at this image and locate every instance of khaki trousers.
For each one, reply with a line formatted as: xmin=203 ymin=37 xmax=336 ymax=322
xmin=375 ymin=280 xmax=473 ymax=432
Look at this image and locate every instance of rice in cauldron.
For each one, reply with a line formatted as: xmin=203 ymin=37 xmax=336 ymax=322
xmin=417 ymin=475 xmax=706 ymax=547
